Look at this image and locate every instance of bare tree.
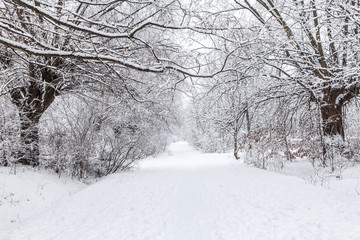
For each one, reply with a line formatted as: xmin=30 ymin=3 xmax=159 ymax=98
xmin=232 ymin=0 xmax=360 ymax=163
xmin=0 ymin=0 xmax=222 ymax=165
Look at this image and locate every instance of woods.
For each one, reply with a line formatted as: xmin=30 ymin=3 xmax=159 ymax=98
xmin=188 ymin=0 xmax=360 ymax=171
xmin=0 ymin=0 xmax=202 ymax=174
xmin=0 ymin=0 xmax=359 ymax=177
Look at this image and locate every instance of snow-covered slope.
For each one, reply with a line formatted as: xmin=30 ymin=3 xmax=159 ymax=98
xmin=0 ymin=167 xmax=85 ymax=235
xmin=2 ymin=142 xmax=360 ymax=240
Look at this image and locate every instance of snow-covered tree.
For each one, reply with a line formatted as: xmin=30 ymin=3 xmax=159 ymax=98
xmin=0 ymin=0 xmax=218 ymax=166
xmin=40 ymin=83 xmax=182 ymax=179
xmin=189 ymin=0 xmax=360 ymax=166
xmin=232 ymin=0 xmax=360 ymax=163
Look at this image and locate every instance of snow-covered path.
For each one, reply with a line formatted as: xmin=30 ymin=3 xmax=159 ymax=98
xmin=3 ymin=142 xmax=360 ymax=240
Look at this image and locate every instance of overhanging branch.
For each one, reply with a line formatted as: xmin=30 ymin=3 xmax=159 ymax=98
xmin=0 ymin=36 xmax=225 ymax=78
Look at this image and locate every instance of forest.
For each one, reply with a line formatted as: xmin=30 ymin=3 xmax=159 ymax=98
xmin=0 ymin=0 xmax=359 ymax=179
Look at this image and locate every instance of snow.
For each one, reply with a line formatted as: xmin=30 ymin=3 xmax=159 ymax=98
xmin=2 ymin=142 xmax=360 ymax=240
xmin=0 ymin=167 xmax=85 ymax=235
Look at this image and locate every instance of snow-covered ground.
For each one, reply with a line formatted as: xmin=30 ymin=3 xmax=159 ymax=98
xmin=0 ymin=167 xmax=85 ymax=236
xmin=2 ymin=142 xmax=360 ymax=240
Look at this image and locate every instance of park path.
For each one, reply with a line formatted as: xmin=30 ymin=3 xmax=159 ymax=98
xmin=4 ymin=142 xmax=360 ymax=240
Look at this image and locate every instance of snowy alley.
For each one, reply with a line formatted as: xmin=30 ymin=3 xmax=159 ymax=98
xmin=2 ymin=142 xmax=360 ymax=240
xmin=2 ymin=1 xmax=360 ymax=239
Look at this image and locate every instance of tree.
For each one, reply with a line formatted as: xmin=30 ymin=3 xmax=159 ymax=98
xmin=188 ymin=60 xmax=257 ymax=157
xmin=40 ymin=81 xmax=182 ymax=178
xmin=232 ymin=0 xmax=360 ymax=163
xmin=0 ymin=0 xmax=220 ymax=166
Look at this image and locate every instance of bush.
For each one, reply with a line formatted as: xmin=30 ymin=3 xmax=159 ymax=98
xmin=0 ymin=99 xmax=21 ymax=166
xmin=40 ymin=94 xmax=174 ymax=179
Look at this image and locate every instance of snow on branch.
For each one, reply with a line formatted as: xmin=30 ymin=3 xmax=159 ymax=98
xmin=0 ymin=36 xmax=225 ymax=77
xmin=10 ymin=0 xmax=239 ymax=39
xmin=11 ymin=0 xmax=130 ymax=38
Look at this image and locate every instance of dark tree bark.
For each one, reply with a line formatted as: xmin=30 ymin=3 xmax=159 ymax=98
xmin=320 ymin=88 xmax=345 ymax=139
xmin=318 ymin=86 xmax=359 ymax=166
xmin=320 ymin=103 xmax=344 ymax=139
xmin=10 ymin=62 xmax=59 ymax=166
xmin=233 ymin=128 xmax=240 ymax=160
xmin=18 ymin=113 xmax=41 ymax=166
xmin=319 ymin=102 xmax=344 ymax=167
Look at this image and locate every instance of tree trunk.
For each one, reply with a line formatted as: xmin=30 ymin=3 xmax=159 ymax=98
xmin=320 ymin=102 xmax=344 ymax=167
xmin=233 ymin=132 xmax=240 ymax=160
xmin=245 ymin=102 xmax=251 ymax=133
xmin=320 ymin=103 xmax=344 ymax=139
xmin=10 ymin=62 xmax=59 ymax=166
xmin=18 ymin=113 xmax=41 ymax=166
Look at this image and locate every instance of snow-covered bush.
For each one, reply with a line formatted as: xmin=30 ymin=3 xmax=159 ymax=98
xmin=0 ymin=98 xmax=21 ymax=166
xmin=187 ymin=98 xmax=233 ymax=153
xmin=40 ymin=92 xmax=178 ymax=179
